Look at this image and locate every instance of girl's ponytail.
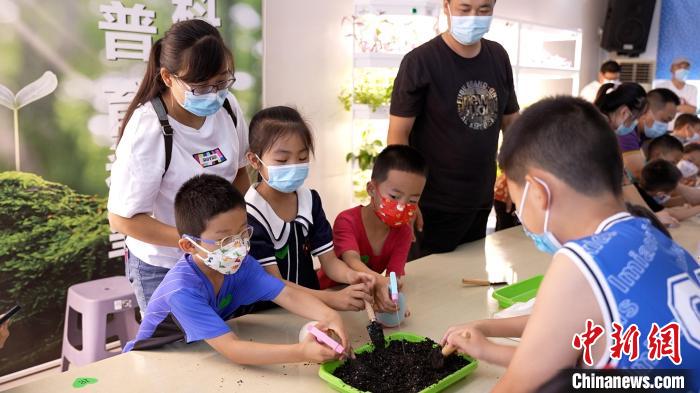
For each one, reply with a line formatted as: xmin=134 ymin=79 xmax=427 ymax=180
xmin=594 ymin=82 xmax=647 ymax=116
xmin=117 ymin=38 xmax=165 ymax=142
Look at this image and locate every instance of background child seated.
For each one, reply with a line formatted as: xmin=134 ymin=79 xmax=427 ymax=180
xmin=647 ymin=137 xmax=700 ymax=206
xmin=646 ymin=134 xmax=684 ymax=164
xmin=318 ymin=145 xmax=427 ymax=318
xmin=671 ymin=113 xmax=700 ymax=145
xmin=243 ymin=106 xmax=374 ymax=314
xmin=679 ymin=143 xmax=700 ymax=186
xmin=637 ymin=160 xmax=700 ymax=220
xmin=124 ymin=174 xmax=349 ymax=365
xmin=440 ymin=97 xmax=699 ymax=393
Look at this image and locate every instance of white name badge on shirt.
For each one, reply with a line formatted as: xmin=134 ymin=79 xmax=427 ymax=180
xmin=192 ymin=148 xmax=228 ymax=168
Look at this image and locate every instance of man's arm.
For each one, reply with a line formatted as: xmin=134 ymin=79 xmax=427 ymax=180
xmin=501 ymin=112 xmax=520 ymax=133
xmin=387 ymin=115 xmax=416 ymax=145
xmin=678 ymin=103 xmax=697 ymax=114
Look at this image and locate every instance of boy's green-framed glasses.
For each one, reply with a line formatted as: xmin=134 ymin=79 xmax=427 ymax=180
xmin=184 ymin=225 xmax=254 ymax=249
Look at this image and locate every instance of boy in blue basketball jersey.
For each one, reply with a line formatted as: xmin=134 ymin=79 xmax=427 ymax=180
xmin=441 ymin=97 xmax=699 ymax=392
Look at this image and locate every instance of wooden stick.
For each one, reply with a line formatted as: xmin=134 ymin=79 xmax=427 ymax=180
xmin=364 ymin=300 xmax=376 ymax=321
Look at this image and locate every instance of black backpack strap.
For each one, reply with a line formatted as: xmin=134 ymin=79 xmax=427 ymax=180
xmin=150 ymin=96 xmax=173 ymax=177
xmin=222 ymin=98 xmax=238 ymax=129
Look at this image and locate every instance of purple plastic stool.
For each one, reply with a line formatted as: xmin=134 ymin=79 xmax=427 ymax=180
xmin=61 ymin=276 xmax=139 ymax=371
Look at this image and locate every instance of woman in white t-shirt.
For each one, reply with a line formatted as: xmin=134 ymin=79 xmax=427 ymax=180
xmin=107 ymin=20 xmax=250 ymax=311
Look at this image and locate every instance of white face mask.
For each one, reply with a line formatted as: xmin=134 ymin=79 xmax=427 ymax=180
xmin=447 ymin=6 xmax=492 ymax=45
xmin=677 ymin=159 xmax=699 ymax=178
xmin=184 ymin=232 xmax=251 ymax=275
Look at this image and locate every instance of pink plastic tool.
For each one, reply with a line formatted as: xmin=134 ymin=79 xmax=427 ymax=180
xmin=389 ymin=272 xmax=399 ymax=303
xmin=307 ymin=325 xmax=345 ymax=354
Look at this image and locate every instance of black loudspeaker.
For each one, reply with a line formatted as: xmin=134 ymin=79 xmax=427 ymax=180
xmin=601 ymin=0 xmax=656 ymax=56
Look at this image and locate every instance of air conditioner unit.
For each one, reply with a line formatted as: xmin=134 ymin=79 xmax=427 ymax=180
xmin=616 ymin=60 xmax=655 ymax=91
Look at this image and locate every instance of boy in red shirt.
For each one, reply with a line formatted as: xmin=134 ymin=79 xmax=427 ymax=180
xmin=318 ymin=145 xmax=427 ymax=317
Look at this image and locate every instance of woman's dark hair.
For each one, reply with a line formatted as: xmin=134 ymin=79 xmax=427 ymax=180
xmin=118 ymin=19 xmax=234 ymax=141
xmin=594 ymin=82 xmax=647 ymax=117
xmin=248 ymin=106 xmax=315 ymax=157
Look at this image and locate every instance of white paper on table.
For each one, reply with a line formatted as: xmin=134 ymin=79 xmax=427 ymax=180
xmin=493 ymin=298 xmax=536 ymax=343
xmin=493 ymin=297 xmax=536 ymax=319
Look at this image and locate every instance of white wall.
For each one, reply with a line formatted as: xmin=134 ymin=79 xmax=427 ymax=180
xmin=262 ymin=0 xmax=354 ymax=222
xmin=262 ymin=0 xmax=612 ymax=222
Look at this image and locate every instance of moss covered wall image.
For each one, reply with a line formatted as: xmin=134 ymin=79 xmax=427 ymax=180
xmin=0 ymin=172 xmax=124 ymax=376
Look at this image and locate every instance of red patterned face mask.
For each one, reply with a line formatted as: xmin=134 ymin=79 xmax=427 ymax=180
xmin=372 ymin=188 xmax=417 ymax=227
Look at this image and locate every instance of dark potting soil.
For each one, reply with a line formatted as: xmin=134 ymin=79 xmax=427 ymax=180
xmin=367 ymin=321 xmax=385 ymax=348
xmin=333 ymin=339 xmax=470 ymax=393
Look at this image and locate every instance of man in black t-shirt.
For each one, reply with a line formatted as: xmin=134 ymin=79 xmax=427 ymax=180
xmin=388 ymin=0 xmax=520 ymax=258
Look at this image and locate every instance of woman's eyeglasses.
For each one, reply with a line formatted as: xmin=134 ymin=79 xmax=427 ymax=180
xmin=174 ymin=73 xmax=236 ymax=96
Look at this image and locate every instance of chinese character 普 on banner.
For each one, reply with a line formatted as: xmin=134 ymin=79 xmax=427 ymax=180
xmin=98 ymin=2 xmax=157 ymax=61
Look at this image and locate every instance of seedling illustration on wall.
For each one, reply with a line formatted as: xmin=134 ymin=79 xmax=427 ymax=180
xmin=0 ymin=71 xmax=58 ymax=172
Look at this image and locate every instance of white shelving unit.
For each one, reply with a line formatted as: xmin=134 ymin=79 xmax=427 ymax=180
xmin=486 ymin=17 xmax=583 ymax=107
xmin=346 ymin=0 xmax=441 ymax=202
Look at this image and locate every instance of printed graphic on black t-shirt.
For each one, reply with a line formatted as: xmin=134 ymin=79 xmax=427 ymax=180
xmin=457 ymin=80 xmax=499 ymax=130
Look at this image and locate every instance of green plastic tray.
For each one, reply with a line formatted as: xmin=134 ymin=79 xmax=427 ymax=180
xmin=318 ymin=332 xmax=478 ymax=393
xmin=492 ymin=275 xmax=543 ymax=308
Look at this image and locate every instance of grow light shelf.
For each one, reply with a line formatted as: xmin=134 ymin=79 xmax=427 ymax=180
xmin=354 ymin=0 xmax=440 ymax=17
xmin=352 ymin=104 xmax=390 ymax=119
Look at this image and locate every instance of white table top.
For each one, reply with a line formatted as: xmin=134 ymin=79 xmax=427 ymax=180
xmin=8 ymin=220 xmax=699 ymax=393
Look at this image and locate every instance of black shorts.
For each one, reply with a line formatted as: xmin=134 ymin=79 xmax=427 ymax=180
xmin=409 ymin=205 xmax=491 ymax=260
xmin=494 ymin=200 xmax=520 ymax=232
